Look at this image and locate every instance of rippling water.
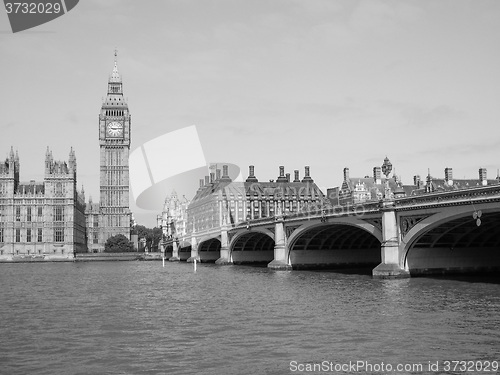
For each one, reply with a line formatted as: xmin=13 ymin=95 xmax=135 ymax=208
xmin=0 ymin=262 xmax=499 ymax=375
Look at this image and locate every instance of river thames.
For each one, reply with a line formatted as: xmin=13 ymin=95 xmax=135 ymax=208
xmin=0 ymin=261 xmax=498 ymax=375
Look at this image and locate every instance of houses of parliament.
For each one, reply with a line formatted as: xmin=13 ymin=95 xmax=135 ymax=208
xmin=0 ymin=54 xmax=132 ymax=260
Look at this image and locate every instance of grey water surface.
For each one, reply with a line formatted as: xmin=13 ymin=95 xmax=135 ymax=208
xmin=0 ymin=262 xmax=498 ymax=374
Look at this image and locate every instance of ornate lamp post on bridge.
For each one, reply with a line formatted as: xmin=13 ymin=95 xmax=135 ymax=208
xmin=372 ymin=156 xmax=410 ymax=278
xmin=381 ymin=156 xmax=393 ymax=200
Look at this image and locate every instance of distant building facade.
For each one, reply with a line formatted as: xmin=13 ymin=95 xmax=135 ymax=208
xmin=185 ymin=165 xmax=325 ymax=234
xmin=159 ymin=190 xmax=190 ymax=242
xmin=85 ymin=54 xmax=132 ymax=252
xmin=0 ymin=147 xmax=86 ymax=260
xmin=413 ymin=167 xmax=499 ymax=194
xmin=328 ymin=164 xmax=500 ymax=206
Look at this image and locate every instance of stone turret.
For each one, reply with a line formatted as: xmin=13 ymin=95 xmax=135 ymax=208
xmin=0 ymin=147 xmax=20 ymax=196
xmin=343 ymin=167 xmax=349 ymax=181
xmin=68 ymin=147 xmax=77 ymax=179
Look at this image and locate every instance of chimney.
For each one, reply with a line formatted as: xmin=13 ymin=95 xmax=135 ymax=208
xmin=286 ymin=173 xmax=290 ymax=182
xmin=293 ymin=170 xmax=300 ymax=182
xmin=277 ymin=166 xmax=287 ymax=182
xmin=301 ymin=166 xmax=313 ymax=182
xmin=205 ymin=176 xmax=210 ymax=185
xmin=343 ymin=168 xmax=350 ymax=181
xmin=444 ymin=167 xmax=453 ymax=186
xmin=199 ymin=179 xmax=204 ymax=188
xmin=373 ymin=167 xmax=382 ymax=185
xmin=246 ymin=165 xmax=258 ymax=182
xmin=216 ymin=169 xmax=221 ymax=181
xmin=210 ymin=172 xmax=215 ymax=183
xmin=479 ymin=168 xmax=487 ymax=186
xmin=221 ymin=164 xmax=232 ymax=182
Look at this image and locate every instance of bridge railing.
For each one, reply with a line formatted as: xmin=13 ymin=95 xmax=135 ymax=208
xmin=394 ymin=184 xmax=500 ymax=210
xmin=228 ymin=200 xmax=382 ymax=231
xmin=191 ymin=185 xmax=500 ymax=235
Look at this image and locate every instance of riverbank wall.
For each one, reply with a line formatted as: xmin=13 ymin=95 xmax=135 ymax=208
xmin=0 ymin=252 xmax=164 ymax=262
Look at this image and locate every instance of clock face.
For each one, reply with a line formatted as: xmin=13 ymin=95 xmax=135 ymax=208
xmin=107 ymin=121 xmax=123 ymax=137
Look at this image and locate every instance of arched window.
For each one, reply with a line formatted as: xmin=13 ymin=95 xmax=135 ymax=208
xmin=55 ymin=182 xmax=63 ymax=196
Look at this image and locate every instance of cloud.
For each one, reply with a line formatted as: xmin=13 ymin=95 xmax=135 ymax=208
xmin=377 ymin=100 xmax=467 ymax=127
xmin=423 ymin=139 xmax=500 ymax=157
xmin=65 ymin=111 xmax=80 ymax=124
xmin=400 ymin=105 xmax=467 ymax=127
xmin=1 ymin=122 xmax=16 ymax=130
xmin=86 ymin=0 xmax=123 ymax=8
xmin=307 ymin=22 xmax=357 ymax=47
xmin=349 ymin=0 xmax=424 ymax=35
xmin=290 ymin=0 xmax=343 ymax=15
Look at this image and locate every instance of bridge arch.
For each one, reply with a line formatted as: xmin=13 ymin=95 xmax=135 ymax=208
xmin=286 ymin=218 xmax=382 ymax=269
xmin=197 ymin=236 xmax=221 ymax=263
xmin=178 ymin=240 xmax=191 ymax=261
xmin=229 ymin=229 xmax=274 ymax=265
xmin=178 ymin=239 xmax=191 ymax=249
xmin=163 ymin=243 xmax=173 ymax=258
xmin=402 ymin=203 xmax=500 ymax=275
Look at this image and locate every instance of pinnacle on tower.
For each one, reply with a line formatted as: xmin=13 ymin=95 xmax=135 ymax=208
xmin=110 ymin=49 xmax=121 ymax=83
xmin=68 ymin=147 xmax=77 ymax=176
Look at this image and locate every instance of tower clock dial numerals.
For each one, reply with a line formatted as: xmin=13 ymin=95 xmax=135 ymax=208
xmin=107 ymin=121 xmax=123 ymax=137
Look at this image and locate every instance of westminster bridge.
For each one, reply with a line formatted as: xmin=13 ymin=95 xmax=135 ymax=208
xmin=163 ymin=184 xmax=500 ymax=278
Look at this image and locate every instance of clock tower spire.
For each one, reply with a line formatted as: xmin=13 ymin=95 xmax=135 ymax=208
xmin=92 ymin=51 xmax=132 ymax=250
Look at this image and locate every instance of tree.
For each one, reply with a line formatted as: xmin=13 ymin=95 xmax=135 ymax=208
xmin=151 ymin=227 xmax=163 ymax=250
xmin=134 ymin=224 xmax=163 ymax=251
xmin=104 ymin=234 xmax=135 ymax=253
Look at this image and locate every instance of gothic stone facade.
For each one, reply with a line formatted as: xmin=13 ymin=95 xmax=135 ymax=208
xmin=159 ymin=190 xmax=189 ymax=242
xmin=0 ymin=147 xmax=86 ymax=260
xmin=85 ymin=55 xmax=132 ymax=252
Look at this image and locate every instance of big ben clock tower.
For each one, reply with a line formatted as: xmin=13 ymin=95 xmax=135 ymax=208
xmin=97 ymin=51 xmax=131 ymax=243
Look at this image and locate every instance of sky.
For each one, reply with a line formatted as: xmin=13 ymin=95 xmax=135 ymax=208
xmin=1 ymin=0 xmax=499 ymax=227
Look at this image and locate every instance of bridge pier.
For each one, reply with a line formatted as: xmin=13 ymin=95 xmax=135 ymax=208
xmin=373 ymin=200 xmax=410 ymax=278
xmin=268 ymin=214 xmax=292 ymax=270
xmin=215 ymin=222 xmax=232 ymax=265
xmin=168 ymin=239 xmax=180 ymax=262
xmin=187 ymin=235 xmax=200 ymax=263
